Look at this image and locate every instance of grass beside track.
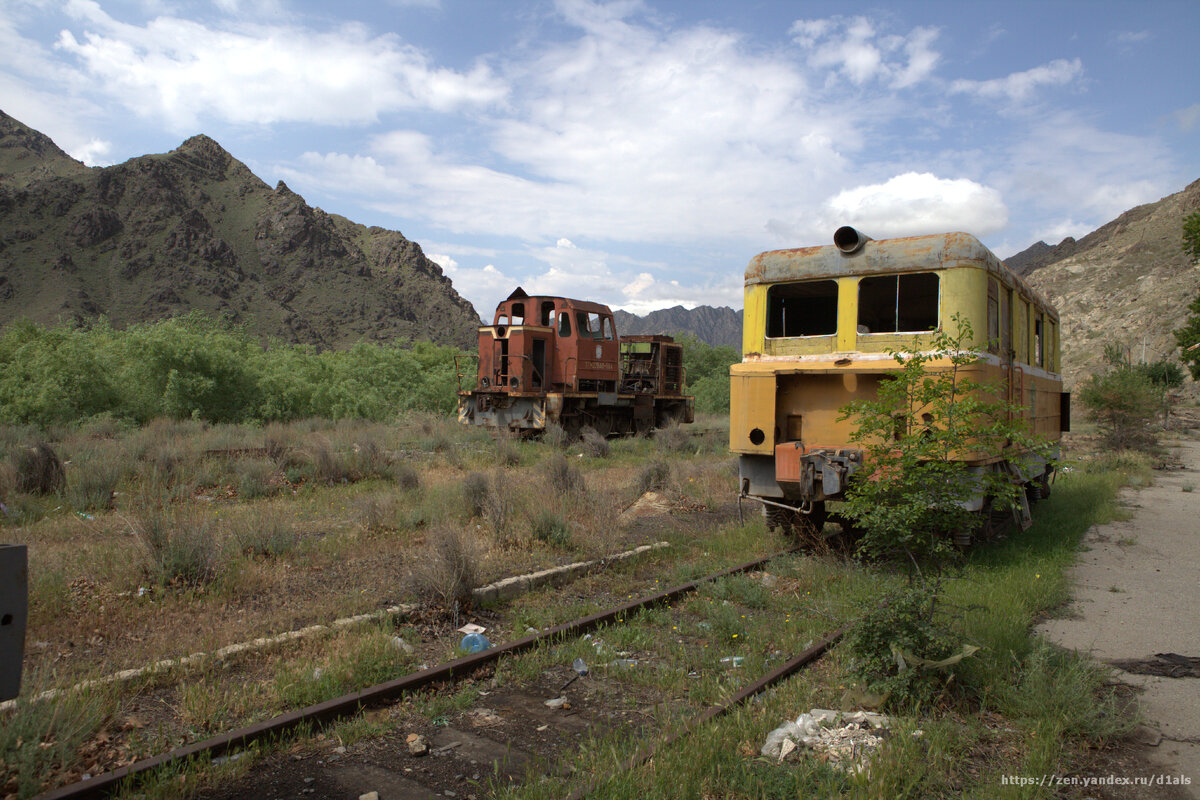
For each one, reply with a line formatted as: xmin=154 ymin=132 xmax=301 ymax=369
xmin=0 ymin=414 xmax=1156 ymax=799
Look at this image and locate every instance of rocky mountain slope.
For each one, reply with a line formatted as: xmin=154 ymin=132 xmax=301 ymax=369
xmin=1022 ymin=177 xmax=1200 ymax=387
xmin=0 ymin=110 xmax=480 ymax=349
xmin=613 ymin=305 xmax=741 ymax=350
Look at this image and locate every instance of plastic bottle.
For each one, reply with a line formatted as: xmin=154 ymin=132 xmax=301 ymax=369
xmin=460 ymin=632 xmax=491 ymax=653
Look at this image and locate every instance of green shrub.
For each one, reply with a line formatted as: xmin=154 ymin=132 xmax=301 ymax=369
xmin=845 ymin=584 xmax=965 ymax=709
xmin=1079 ymin=344 xmax=1164 ymax=451
xmin=530 ymin=510 xmax=571 ymax=548
xmin=462 ymin=472 xmax=489 ymax=518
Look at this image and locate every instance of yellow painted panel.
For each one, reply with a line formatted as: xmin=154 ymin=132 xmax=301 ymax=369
xmin=940 ymin=268 xmax=988 ymax=347
xmin=836 ymin=276 xmax=857 ymax=352
xmin=729 ymin=371 xmax=776 ymax=454
xmin=742 ymin=284 xmax=767 ymax=355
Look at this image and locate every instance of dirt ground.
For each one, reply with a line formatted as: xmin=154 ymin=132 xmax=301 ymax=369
xmin=1038 ymin=436 xmax=1200 ymax=799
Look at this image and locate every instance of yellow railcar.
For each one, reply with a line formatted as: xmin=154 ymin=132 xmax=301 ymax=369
xmin=731 ymin=227 xmax=1068 ymax=538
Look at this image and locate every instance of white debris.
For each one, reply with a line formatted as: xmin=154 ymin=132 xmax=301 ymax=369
xmin=761 ymin=708 xmax=895 ymax=772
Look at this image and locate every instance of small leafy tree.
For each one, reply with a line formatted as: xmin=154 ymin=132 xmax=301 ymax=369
xmin=1176 ymin=292 xmax=1200 ymax=381
xmin=1079 ymin=344 xmax=1167 ymax=450
xmin=838 ymin=316 xmax=1044 ymax=707
xmin=1183 ymin=210 xmax=1200 ymax=262
xmin=838 ymin=316 xmax=1038 ymax=568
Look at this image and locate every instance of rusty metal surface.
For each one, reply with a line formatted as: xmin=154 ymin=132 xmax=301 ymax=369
xmin=745 ymin=232 xmax=1058 ymax=322
xmin=34 ymin=550 xmax=794 ymax=800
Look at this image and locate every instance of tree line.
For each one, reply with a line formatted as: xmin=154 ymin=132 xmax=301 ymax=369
xmin=0 ymin=314 xmax=740 ymax=429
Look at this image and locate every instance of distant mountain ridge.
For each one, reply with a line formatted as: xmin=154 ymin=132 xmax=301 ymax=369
xmin=0 ymin=110 xmax=480 ymax=348
xmin=613 ymin=305 xmax=741 ymax=350
xmin=1021 ymin=176 xmax=1200 ymax=387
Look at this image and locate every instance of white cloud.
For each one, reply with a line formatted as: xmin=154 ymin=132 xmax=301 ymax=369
xmin=68 ymin=137 xmax=113 ymax=165
xmin=825 ymin=173 xmax=1008 ymax=238
xmin=950 ymin=58 xmax=1082 ymax=103
xmin=999 ymin=112 xmax=1174 ymax=223
xmin=789 ymin=15 xmax=940 ymax=88
xmin=53 ymin=1 xmax=506 ymax=130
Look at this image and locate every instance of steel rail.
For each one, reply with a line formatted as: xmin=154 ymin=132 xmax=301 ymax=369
xmin=561 ymin=622 xmax=850 ymax=800
xmin=35 ymin=548 xmax=796 ymax=800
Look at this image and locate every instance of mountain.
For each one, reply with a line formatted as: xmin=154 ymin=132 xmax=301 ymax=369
xmin=0 ymin=110 xmax=480 ymax=349
xmin=1022 ymin=177 xmax=1200 ymax=387
xmin=613 ymin=305 xmax=742 ymax=350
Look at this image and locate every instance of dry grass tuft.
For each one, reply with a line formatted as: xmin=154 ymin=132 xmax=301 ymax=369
xmin=636 ymin=460 xmax=671 ymax=494
xmin=655 ymin=422 xmax=693 ymax=454
xmin=128 ymin=497 xmax=221 ymax=587
xmin=462 ymin=472 xmax=489 ymax=518
xmin=484 ymin=469 xmax=517 ymax=545
xmin=580 ymin=427 xmax=610 ymax=458
xmin=544 ymin=452 xmax=583 ymax=494
xmin=543 ymin=421 xmax=570 ymax=450
xmin=406 ymin=524 xmax=481 ymax=609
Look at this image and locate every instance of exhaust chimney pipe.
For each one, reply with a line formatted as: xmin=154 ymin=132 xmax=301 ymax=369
xmin=833 ymin=226 xmax=870 ymax=254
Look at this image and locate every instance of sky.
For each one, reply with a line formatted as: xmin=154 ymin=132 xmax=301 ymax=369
xmin=2 ymin=0 xmax=1198 ymax=318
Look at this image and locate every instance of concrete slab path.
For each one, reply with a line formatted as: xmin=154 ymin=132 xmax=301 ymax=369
xmin=1038 ymin=437 xmax=1200 ymax=797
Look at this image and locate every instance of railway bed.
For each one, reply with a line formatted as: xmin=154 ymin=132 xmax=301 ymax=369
xmin=35 ymin=549 xmax=848 ymax=800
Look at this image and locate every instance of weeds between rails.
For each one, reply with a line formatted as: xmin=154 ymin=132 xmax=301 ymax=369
xmin=35 ymin=547 xmax=819 ymax=800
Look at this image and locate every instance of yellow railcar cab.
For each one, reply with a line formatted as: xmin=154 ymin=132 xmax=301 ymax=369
xmin=731 ymin=227 xmax=1066 ymax=537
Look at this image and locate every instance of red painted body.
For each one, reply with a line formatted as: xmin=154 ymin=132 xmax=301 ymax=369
xmin=457 ymin=288 xmax=693 ymax=436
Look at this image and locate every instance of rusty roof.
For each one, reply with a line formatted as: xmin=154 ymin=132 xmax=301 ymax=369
xmin=746 ymin=231 xmax=1058 ymax=321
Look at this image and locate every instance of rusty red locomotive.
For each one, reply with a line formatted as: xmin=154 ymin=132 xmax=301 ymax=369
xmin=456 ymin=288 xmax=694 ymax=436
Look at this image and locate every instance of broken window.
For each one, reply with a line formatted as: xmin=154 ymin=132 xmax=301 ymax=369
xmin=576 ymin=312 xmax=612 ymax=340
xmin=858 ymin=272 xmax=940 ymax=334
xmin=766 ymin=280 xmax=838 ymax=338
xmin=510 ymin=303 xmax=525 ymax=325
xmin=559 ymin=311 xmax=572 ymax=337
xmin=540 ymin=301 xmax=555 ymax=326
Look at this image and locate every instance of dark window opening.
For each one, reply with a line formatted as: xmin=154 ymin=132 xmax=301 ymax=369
xmin=1034 ymin=315 xmax=1044 ymax=367
xmin=858 ymin=272 xmax=939 ymax=334
xmin=559 ymin=311 xmax=572 ymax=337
xmin=531 ymin=338 xmax=546 ymax=388
xmin=766 ymin=280 xmax=838 ymax=338
xmin=540 ymin=301 xmax=555 ymax=326
xmin=510 ymin=303 xmax=525 ymax=325
xmin=986 ymin=278 xmax=1000 ymax=353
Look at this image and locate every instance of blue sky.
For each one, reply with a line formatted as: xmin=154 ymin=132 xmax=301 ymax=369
xmin=2 ymin=0 xmax=1198 ymax=318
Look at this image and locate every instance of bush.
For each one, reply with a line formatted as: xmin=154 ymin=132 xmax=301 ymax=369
xmin=484 ymin=469 xmax=516 ymax=544
xmin=845 ymin=584 xmax=967 ymax=708
xmin=530 ymin=510 xmax=571 ymax=548
xmin=580 ymin=427 xmax=609 ymax=458
xmin=406 ymin=524 xmax=481 ymax=609
xmin=544 ymin=453 xmax=583 ymax=494
xmin=230 ymin=508 xmax=298 ymax=557
xmin=654 ymin=422 xmax=692 ymax=454
xmin=636 ymin=460 xmax=670 ymax=493
xmin=130 ymin=499 xmax=220 ymax=587
xmin=15 ymin=442 xmax=65 ymax=494
xmin=543 ymin=421 xmax=570 ymax=450
xmin=462 ymin=472 xmax=489 ymax=518
xmin=1079 ymin=344 xmax=1164 ymax=451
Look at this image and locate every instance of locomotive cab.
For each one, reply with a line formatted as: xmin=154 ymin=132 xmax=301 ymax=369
xmin=457 ymin=288 xmax=694 ymax=436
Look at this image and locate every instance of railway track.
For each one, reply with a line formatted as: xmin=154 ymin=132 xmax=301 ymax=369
xmin=35 ymin=548 xmax=848 ymax=800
